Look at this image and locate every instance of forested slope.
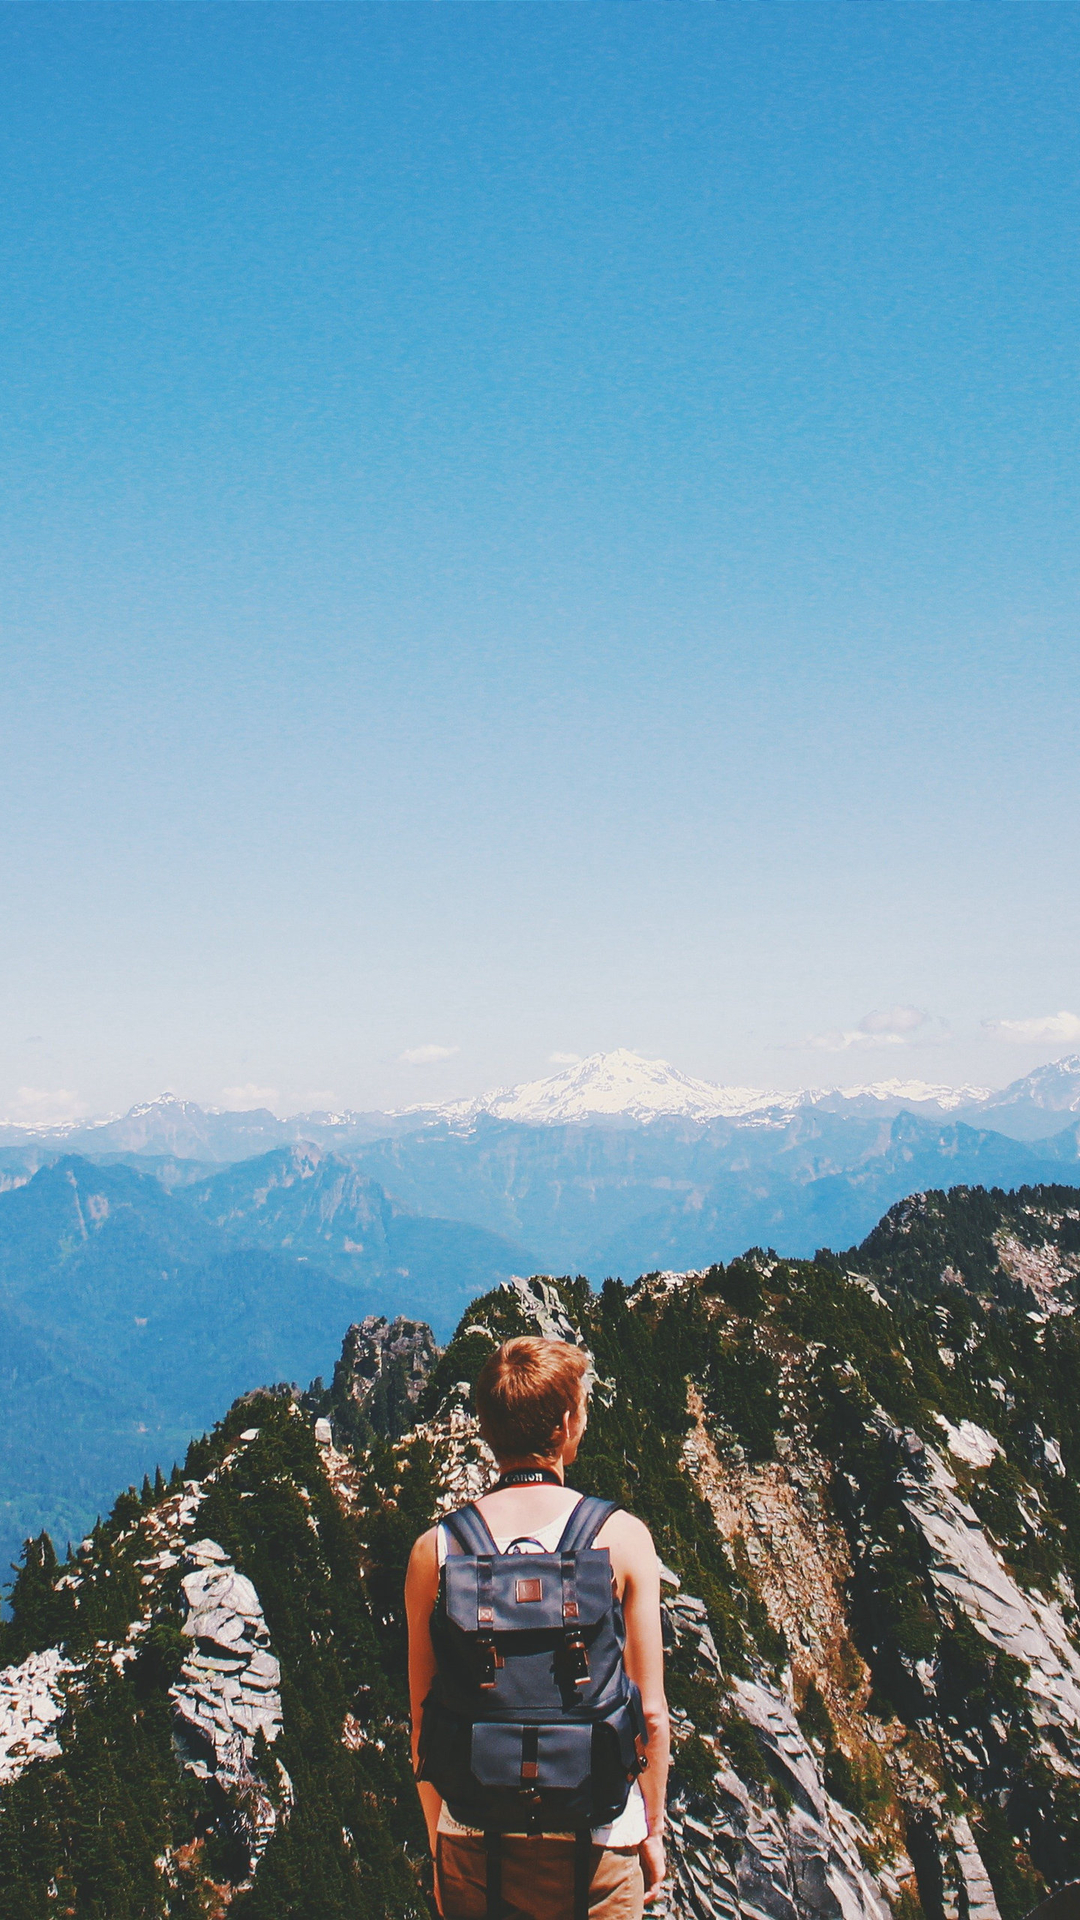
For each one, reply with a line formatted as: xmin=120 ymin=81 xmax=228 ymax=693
xmin=1 ymin=1183 xmax=1078 ymax=1919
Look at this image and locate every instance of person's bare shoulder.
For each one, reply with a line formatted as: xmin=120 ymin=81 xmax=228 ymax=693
xmin=405 ymin=1525 xmax=440 ymax=1591
xmin=594 ymin=1506 xmax=659 ymax=1576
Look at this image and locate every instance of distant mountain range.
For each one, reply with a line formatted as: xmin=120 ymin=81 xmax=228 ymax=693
xmin=419 ymin=1046 xmax=995 ymax=1125
xmin=0 ymin=1149 xmax=535 ymax=1576
xmin=4 ymin=1049 xmax=1080 ymax=1575
xmin=416 ymin=1044 xmax=1080 ymax=1134
xmin=7 ymin=1047 xmax=1080 ymax=1152
xmin=3 ymin=1053 xmax=1080 ymax=1285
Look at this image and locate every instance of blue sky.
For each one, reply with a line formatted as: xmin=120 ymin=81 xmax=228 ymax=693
xmin=2 ymin=3 xmax=1078 ymax=1119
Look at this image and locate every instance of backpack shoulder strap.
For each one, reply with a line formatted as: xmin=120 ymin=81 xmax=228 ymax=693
xmin=441 ymin=1503 xmax=500 ymax=1556
xmin=556 ymin=1495 xmax=619 ymax=1552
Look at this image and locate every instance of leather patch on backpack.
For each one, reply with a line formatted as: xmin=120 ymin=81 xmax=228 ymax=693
xmin=515 ymin=1577 xmax=542 ymax=1603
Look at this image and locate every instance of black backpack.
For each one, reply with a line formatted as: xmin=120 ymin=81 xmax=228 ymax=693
xmin=418 ymin=1493 xmax=647 ymax=1905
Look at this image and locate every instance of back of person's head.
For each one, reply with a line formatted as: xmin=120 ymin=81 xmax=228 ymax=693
xmin=474 ymin=1337 xmax=589 ymax=1463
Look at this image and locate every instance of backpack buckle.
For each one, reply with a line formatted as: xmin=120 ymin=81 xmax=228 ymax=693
xmin=564 ymin=1633 xmax=590 ymax=1687
xmin=478 ymin=1638 xmax=503 ymax=1688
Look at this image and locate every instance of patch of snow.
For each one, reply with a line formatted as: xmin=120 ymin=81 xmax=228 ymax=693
xmin=813 ymin=1077 xmax=991 ymax=1113
xmin=975 ymin=1052 xmax=1080 ymax=1117
xmin=431 ymin=1050 xmax=781 ymax=1125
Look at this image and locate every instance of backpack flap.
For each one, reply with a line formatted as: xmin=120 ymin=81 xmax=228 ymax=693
xmin=470 ymin=1721 xmax=593 ymax=1790
xmin=443 ymin=1549 xmax=613 ymax=1636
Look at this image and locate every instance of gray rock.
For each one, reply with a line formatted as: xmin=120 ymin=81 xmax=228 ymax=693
xmin=0 ymin=1649 xmax=77 ymax=1787
xmin=170 ymin=1539 xmax=288 ymax=1873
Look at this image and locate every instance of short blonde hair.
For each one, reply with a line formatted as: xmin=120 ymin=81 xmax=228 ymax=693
xmin=474 ymin=1337 xmax=589 ymax=1462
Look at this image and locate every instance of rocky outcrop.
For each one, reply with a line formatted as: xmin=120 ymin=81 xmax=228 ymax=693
xmin=408 ymin=1377 xmax=499 ymax=1515
xmin=332 ymin=1314 xmax=439 ymax=1425
xmin=0 ymin=1423 xmax=288 ymax=1882
xmin=504 ymin=1274 xmax=588 ymax=1346
xmin=993 ymin=1227 xmax=1080 ymax=1314
xmin=657 ymin=1589 xmax=904 ymax=1920
xmin=949 ymin=1814 xmax=1003 ymax=1920
xmin=170 ymin=1537 xmax=289 ymax=1867
xmin=0 ymin=1647 xmax=75 ymax=1786
xmin=682 ymin=1395 xmax=861 ymax=1729
xmin=894 ymin=1427 xmax=1080 ymax=1749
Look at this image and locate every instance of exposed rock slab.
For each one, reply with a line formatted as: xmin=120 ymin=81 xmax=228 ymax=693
xmin=658 ymin=1592 xmax=900 ymax=1920
xmin=895 ymin=1433 xmax=1080 ymax=1746
xmin=0 ymin=1648 xmax=76 ymax=1786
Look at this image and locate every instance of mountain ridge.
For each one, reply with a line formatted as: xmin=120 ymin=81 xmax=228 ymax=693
xmin=2 ymin=1184 xmax=1080 ymax=1916
xmin=10 ymin=1048 xmax=1080 ymax=1155
xmin=412 ymin=1047 xmax=995 ymax=1128
xmin=0 ymin=1151 xmax=536 ymax=1575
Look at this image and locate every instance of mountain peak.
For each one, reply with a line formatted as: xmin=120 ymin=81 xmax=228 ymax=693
xmin=433 ymin=1049 xmax=775 ymax=1126
xmin=986 ymin=1052 xmax=1080 ymax=1111
xmin=413 ymin=1050 xmax=1004 ymax=1130
xmin=125 ymin=1091 xmax=203 ymax=1119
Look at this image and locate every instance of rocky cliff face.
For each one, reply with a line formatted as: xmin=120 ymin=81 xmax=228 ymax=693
xmin=1 ymin=1184 xmax=1078 ymax=1918
xmin=328 ymin=1313 xmax=442 ymax=1442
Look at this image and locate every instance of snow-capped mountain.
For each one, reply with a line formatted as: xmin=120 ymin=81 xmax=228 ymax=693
xmin=971 ymin=1051 xmax=1080 ymax=1139
xmin=800 ymin=1076 xmax=991 ymax=1118
xmin=0 ymin=1091 xmax=432 ymax=1162
xmin=6 ymin=1053 xmax=1078 ymax=1157
xmin=429 ymin=1048 xmax=765 ymax=1125
xmin=417 ymin=1048 xmax=991 ymax=1129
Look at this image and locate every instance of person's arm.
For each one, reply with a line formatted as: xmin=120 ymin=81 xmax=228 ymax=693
xmin=608 ymin=1512 xmax=670 ymax=1906
xmin=404 ymin=1527 xmax=444 ymax=1878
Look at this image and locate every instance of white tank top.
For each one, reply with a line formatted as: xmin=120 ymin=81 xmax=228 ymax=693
xmin=434 ymin=1500 xmax=648 ymax=1846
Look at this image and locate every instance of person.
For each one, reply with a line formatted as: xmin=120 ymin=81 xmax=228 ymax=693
xmin=406 ymin=1336 xmax=670 ymax=1920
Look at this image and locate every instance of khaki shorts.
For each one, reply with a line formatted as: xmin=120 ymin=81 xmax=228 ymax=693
xmin=436 ymin=1833 xmax=645 ymax=1920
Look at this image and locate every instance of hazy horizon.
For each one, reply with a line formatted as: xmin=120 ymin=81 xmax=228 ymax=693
xmin=6 ymin=1040 xmax=1080 ymax=1131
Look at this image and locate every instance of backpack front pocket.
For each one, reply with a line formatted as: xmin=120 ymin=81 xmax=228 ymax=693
xmin=470 ymin=1721 xmax=593 ymax=1791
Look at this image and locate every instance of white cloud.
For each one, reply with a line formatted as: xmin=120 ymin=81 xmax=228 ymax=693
xmin=219 ymin=1084 xmax=281 ymax=1111
xmin=984 ymin=1010 xmax=1080 ymax=1045
xmin=858 ymin=1005 xmax=927 ymax=1036
xmin=802 ymin=1006 xmax=933 ymax=1053
xmin=2 ymin=1086 xmax=85 ymax=1125
xmin=399 ymin=1044 xmax=460 ymax=1066
xmin=549 ymin=1052 xmax=582 ymax=1066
